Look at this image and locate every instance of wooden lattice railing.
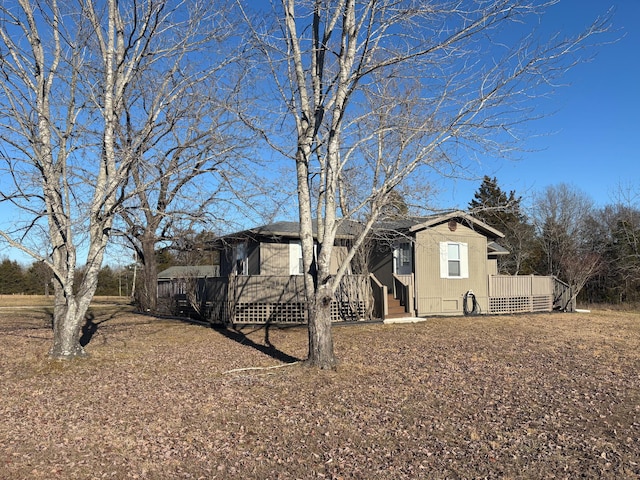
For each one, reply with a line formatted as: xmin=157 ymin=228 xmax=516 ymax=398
xmin=488 ymin=275 xmax=554 ymax=314
xmin=200 ymin=274 xmax=372 ymax=324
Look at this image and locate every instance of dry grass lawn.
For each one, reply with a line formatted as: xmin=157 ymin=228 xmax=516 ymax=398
xmin=1 ymin=303 xmax=639 ymax=479
xmin=0 ymin=295 xmax=127 ymax=308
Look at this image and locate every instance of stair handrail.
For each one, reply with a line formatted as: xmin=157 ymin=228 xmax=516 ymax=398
xmin=392 ymin=273 xmax=414 ymax=315
xmin=369 ymin=273 xmax=388 ymax=320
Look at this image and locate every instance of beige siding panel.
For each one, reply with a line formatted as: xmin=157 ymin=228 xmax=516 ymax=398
xmin=260 ymin=242 xmax=290 ymax=276
xmin=442 ymin=299 xmax=459 ymax=312
xmin=422 ymin=297 xmax=442 ymax=313
xmin=488 ymin=258 xmax=498 ymax=276
xmin=258 ymin=242 xmax=349 ymax=277
xmin=330 ymin=245 xmax=349 ymax=275
xmin=414 ymin=221 xmax=488 ymax=316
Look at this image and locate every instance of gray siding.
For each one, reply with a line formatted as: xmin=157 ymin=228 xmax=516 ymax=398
xmin=330 ymin=245 xmax=349 ymax=275
xmin=369 ymin=245 xmax=393 ymax=290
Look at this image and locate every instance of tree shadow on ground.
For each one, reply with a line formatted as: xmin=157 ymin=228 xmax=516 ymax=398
xmin=79 ymin=311 xmax=122 ymax=347
xmin=213 ymin=324 xmax=302 ymax=364
xmin=146 ymin=314 xmax=303 ymax=364
xmin=80 ymin=313 xmax=99 ymax=347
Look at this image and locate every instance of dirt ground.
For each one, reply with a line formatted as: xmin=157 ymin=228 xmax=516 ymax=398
xmin=0 ymin=304 xmax=639 ymax=479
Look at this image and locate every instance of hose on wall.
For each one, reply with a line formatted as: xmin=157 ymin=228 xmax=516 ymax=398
xmin=463 ymin=290 xmax=480 ymax=316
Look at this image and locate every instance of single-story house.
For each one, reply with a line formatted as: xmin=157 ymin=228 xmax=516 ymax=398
xmin=157 ymin=211 xmax=573 ymax=323
xmin=369 ymin=210 xmax=563 ymax=316
xmin=157 ymin=265 xmax=220 ymax=317
xmin=157 ymin=265 xmax=220 ymax=297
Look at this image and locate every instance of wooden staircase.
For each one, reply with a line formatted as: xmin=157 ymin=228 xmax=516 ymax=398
xmin=386 ymin=293 xmax=411 ymax=319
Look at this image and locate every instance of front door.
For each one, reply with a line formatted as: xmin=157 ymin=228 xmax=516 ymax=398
xmin=393 ymin=241 xmax=413 ymax=275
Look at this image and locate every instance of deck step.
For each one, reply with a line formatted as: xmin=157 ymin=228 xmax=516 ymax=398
xmin=386 ymin=294 xmax=411 ymax=318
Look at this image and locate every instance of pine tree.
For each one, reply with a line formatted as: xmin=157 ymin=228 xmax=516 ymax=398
xmin=469 ymin=176 xmax=535 ymax=274
xmin=0 ymin=259 xmax=25 ymax=294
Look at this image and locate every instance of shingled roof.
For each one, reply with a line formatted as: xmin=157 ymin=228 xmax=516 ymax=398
xmin=157 ymin=265 xmax=219 ymax=279
xmin=213 ymin=219 xmax=364 ymax=243
xmin=210 ymin=210 xmax=505 ymax=245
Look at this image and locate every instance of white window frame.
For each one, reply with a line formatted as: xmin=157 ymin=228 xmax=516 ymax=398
xmin=439 ymin=242 xmax=469 ymax=279
xmin=289 ymin=240 xmax=304 ymax=275
xmin=289 ymin=240 xmax=319 ymax=275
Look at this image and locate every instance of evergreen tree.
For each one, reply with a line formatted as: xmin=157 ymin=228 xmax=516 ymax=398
xmin=96 ymin=266 xmax=120 ymax=296
xmin=24 ymin=261 xmax=53 ymax=296
xmin=469 ymin=176 xmax=535 ymax=274
xmin=0 ymin=259 xmax=25 ymax=294
xmin=469 ymin=176 xmax=518 ymax=214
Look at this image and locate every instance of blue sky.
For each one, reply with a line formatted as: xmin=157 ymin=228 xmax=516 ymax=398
xmin=436 ymin=0 xmax=639 ymax=210
xmin=1 ymin=0 xmax=637 ymax=265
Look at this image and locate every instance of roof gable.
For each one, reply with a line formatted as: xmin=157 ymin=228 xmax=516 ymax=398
xmin=408 ymin=210 xmax=504 ymax=239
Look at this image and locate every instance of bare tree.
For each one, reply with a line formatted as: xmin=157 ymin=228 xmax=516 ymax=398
xmin=0 ymin=1 xmax=226 ymax=358
xmin=112 ymin=6 xmax=253 ymax=314
xmin=588 ymin=185 xmax=640 ymax=304
xmin=532 ymin=183 xmax=602 ymax=306
xmin=238 ymin=0 xmax=609 ymax=368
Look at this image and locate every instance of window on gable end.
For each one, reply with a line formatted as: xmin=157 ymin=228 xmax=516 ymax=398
xmin=440 ymin=242 xmax=469 ymax=279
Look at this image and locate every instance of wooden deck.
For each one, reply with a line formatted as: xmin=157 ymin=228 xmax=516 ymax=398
xmin=162 ymin=273 xmax=573 ymax=324
xmin=488 ymin=275 xmax=573 ymax=314
xmin=202 ymin=274 xmax=372 ymax=324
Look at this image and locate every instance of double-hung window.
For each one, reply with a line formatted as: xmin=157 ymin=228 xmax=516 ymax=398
xmin=233 ymin=243 xmax=248 ymax=275
xmin=440 ymin=242 xmax=468 ymax=279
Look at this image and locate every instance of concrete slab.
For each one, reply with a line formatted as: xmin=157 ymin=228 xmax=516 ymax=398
xmin=383 ymin=317 xmax=427 ymax=324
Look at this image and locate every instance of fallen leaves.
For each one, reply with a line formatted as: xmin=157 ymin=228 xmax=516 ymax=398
xmin=0 ymin=309 xmax=639 ymax=479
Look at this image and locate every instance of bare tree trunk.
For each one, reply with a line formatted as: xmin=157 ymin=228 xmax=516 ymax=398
xmin=130 ymin=256 xmax=137 ymax=301
xmin=139 ymin=233 xmax=158 ymax=312
xmin=50 ymin=292 xmax=86 ymax=358
xmin=306 ymin=284 xmax=336 ymax=369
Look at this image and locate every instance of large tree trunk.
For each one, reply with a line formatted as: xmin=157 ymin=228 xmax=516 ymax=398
xmin=50 ymin=288 xmax=90 ymax=359
xmin=296 ymin=135 xmax=338 ymax=369
xmin=49 ymin=240 xmax=105 ymax=359
xmin=306 ymin=284 xmax=337 ymax=369
xmin=139 ymin=234 xmax=158 ymax=312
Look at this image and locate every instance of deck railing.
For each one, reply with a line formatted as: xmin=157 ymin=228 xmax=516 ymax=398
xmin=392 ymin=273 xmax=414 ymax=316
xmin=488 ymin=275 xmax=554 ymax=314
xmin=369 ymin=274 xmax=388 ymax=319
xmin=200 ymin=274 xmax=372 ymax=324
xmin=163 ymin=272 xmax=571 ymax=322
